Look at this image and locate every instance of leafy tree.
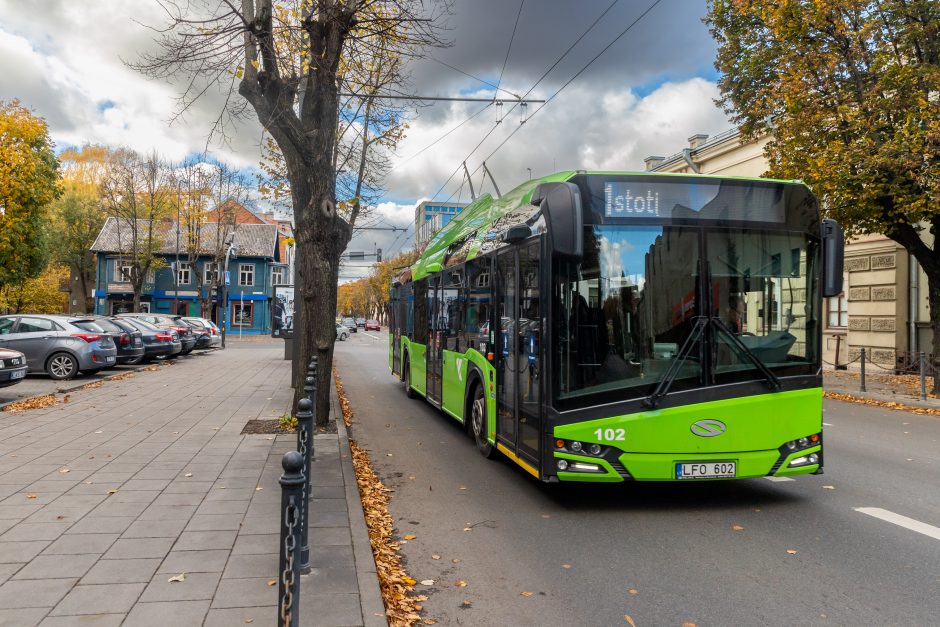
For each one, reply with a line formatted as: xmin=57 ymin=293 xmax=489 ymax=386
xmin=133 ymin=0 xmax=449 ymax=424
xmin=0 ymin=264 xmax=68 ymax=314
xmin=706 ymin=0 xmax=940 ymax=390
xmin=99 ymin=149 xmax=173 ymax=312
xmin=0 ymin=100 xmax=59 ymax=290
xmin=53 ymin=146 xmax=110 ymax=313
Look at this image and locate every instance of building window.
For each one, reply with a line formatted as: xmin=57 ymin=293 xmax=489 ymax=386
xmin=177 ymin=262 xmax=192 ymax=285
xmin=239 ymin=263 xmax=254 ymax=287
xmin=204 ymin=262 xmax=219 ymax=284
xmin=114 ymin=264 xmax=133 ymax=283
xmin=272 ymin=266 xmax=286 ymax=286
xmin=232 ymin=301 xmax=253 ymax=327
xmin=827 ymin=292 xmax=848 ymax=328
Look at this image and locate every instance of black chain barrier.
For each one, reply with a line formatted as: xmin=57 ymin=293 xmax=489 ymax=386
xmin=296 ymin=396 xmax=313 ymax=573
xmin=278 ymin=451 xmax=304 ymax=627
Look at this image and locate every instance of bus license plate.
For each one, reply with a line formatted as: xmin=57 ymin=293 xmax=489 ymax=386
xmin=676 ymin=461 xmax=736 ymax=479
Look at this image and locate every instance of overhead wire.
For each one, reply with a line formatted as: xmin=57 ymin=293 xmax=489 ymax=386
xmin=496 ymin=0 xmax=525 ymax=94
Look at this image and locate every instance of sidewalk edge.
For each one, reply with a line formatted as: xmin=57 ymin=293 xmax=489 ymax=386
xmin=332 ymin=380 xmax=388 ymax=627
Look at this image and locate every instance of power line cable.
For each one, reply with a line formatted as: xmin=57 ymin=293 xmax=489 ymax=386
xmin=397 ymin=101 xmax=493 ymax=166
xmin=427 ymin=57 xmax=521 ymax=100
xmin=496 ymin=0 xmax=525 ymax=93
xmin=431 ymin=0 xmax=620 ymax=202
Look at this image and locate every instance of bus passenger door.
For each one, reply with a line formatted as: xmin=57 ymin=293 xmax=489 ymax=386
xmin=390 ymin=287 xmax=401 ymax=375
xmin=426 ymin=275 xmax=442 ymax=405
xmin=495 ymin=251 xmax=517 ymax=451
xmin=516 ymin=243 xmax=541 ymax=464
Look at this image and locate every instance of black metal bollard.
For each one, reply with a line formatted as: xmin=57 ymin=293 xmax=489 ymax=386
xmin=278 ymin=451 xmax=304 ymax=627
xmin=295 ymin=398 xmax=313 ymax=573
xmin=920 ymin=351 xmax=927 ymax=401
xmin=859 ymin=347 xmax=867 ymax=392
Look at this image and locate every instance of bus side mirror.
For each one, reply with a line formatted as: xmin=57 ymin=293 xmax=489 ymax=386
xmin=502 ymin=224 xmax=531 ymax=243
xmin=821 ymin=218 xmax=844 ymax=297
xmin=531 ymin=182 xmax=583 ymax=258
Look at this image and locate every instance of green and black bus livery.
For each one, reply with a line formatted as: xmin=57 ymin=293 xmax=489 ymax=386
xmin=388 ymin=171 xmax=844 ymax=482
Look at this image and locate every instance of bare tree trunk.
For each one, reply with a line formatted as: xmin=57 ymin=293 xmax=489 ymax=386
xmin=926 ymin=271 xmax=940 ymax=395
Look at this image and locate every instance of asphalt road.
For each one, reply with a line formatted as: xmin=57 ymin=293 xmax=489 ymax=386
xmin=335 ymin=331 xmax=940 ymax=626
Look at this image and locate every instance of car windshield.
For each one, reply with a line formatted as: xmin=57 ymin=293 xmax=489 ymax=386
xmin=91 ymin=319 xmax=123 ymax=333
xmin=552 ymin=225 xmax=819 ymax=406
xmin=72 ymin=320 xmax=107 ymax=333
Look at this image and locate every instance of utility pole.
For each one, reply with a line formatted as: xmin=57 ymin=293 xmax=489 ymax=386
xmin=220 ymin=238 xmax=236 ymax=349
xmin=174 ymin=191 xmax=180 ymax=316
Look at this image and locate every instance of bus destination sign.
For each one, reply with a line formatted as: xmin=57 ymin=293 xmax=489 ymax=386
xmin=603 ymin=180 xmax=786 ymax=223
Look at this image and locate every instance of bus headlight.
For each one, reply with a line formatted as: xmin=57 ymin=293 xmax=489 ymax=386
xmin=589 ymin=444 xmax=602 ymax=456
xmin=569 ymin=441 xmax=582 ymax=453
xmin=557 ymin=459 xmax=569 ymax=471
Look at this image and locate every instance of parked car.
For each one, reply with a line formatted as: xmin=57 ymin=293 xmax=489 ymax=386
xmin=341 ymin=317 xmax=357 ymax=333
xmin=73 ymin=317 xmax=145 ymax=366
xmin=117 ymin=314 xmax=196 ymax=355
xmin=183 ymin=317 xmax=221 ymax=348
xmin=335 ymin=323 xmax=348 ymax=341
xmin=182 ymin=319 xmax=211 ymax=349
xmin=0 ymin=348 xmax=28 ymax=388
xmin=116 ymin=317 xmax=182 ymax=361
xmin=0 ymin=315 xmax=117 ymax=380
xmin=364 ymin=320 xmax=381 ymax=331
xmin=356 ymin=317 xmax=366 ymax=328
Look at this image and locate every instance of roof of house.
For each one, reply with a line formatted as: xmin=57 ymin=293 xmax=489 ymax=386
xmin=90 ymin=217 xmax=280 ymax=259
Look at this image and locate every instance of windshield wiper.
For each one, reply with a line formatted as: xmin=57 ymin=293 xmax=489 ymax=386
xmin=643 ymin=317 xmax=708 ymax=410
xmin=710 ymin=318 xmax=782 ymax=392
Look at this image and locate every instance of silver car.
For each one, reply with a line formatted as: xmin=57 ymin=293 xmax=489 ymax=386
xmin=0 ymin=315 xmax=118 ymax=380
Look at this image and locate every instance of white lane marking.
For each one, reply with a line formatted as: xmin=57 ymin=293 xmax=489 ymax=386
xmin=362 ymin=332 xmax=383 ymax=341
xmin=823 ymin=422 xmax=833 ymax=426
xmin=764 ymin=477 xmax=795 ymax=482
xmin=854 ymin=507 xmax=940 ymax=542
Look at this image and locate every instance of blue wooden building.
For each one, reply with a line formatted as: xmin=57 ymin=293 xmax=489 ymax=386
xmin=90 ymin=218 xmax=286 ymax=335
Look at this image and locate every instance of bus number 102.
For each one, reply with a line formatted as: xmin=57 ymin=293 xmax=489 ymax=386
xmin=594 ymin=428 xmax=625 ymax=442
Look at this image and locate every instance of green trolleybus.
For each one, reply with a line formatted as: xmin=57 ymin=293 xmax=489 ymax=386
xmin=388 ymin=171 xmax=844 ymax=482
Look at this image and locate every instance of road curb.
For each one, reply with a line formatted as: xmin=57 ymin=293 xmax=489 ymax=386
xmin=332 ymin=379 xmax=388 ymax=626
xmin=0 ymin=362 xmax=153 ymax=412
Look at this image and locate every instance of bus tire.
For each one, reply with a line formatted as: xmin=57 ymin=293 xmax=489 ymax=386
xmin=470 ymin=382 xmax=497 ymax=459
xmin=402 ymin=357 xmax=416 ymax=399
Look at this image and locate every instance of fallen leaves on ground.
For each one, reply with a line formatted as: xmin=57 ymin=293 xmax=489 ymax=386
xmin=824 ymin=392 xmax=940 ymax=416
xmin=431 ymin=554 xmax=441 ymax=560
xmin=786 ymin=549 xmax=798 ymax=555
xmin=333 ymin=367 xmax=353 ymax=427
xmin=628 ymin=589 xmax=638 ymax=595
xmin=520 ymin=591 xmax=534 ymax=597
xmin=562 ymin=564 xmax=572 ymax=569
xmin=109 ymin=372 xmax=136 ymax=381
xmin=455 ymin=580 xmax=467 ymax=588
xmin=79 ymin=381 xmax=104 ymax=390
xmin=2 ymin=395 xmax=59 ymax=413
xmin=59 ymin=468 xmax=70 ymax=474
xmin=419 ymin=579 xmax=434 ymax=586
xmin=267 ymin=580 xmax=276 ymax=586
xmin=184 ymin=473 xmax=193 ymax=478
xmin=624 ymin=615 xmax=637 ymax=626
xmin=403 ymin=534 xmax=416 ymax=540
xmin=25 ymin=494 xmax=37 ymax=499
xmin=349 ymin=431 xmax=422 ymax=625
xmin=107 ymin=489 xmax=118 ymax=495
xmin=461 ymin=600 xmax=472 ymax=608
xmin=732 ymin=525 xmax=744 ymax=531
xmin=682 ymin=623 xmax=698 ymax=627
xmin=822 ymin=485 xmax=835 ymax=490
xmin=167 ymin=573 xmax=186 ymax=582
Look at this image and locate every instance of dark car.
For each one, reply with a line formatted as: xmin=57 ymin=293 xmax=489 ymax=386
xmin=356 ymin=317 xmax=366 ymax=328
xmin=73 ymin=317 xmax=145 ymax=366
xmin=117 ymin=314 xmax=196 ymax=355
xmin=341 ymin=317 xmax=357 ymax=333
xmin=0 ymin=315 xmax=117 ymax=380
xmin=117 ymin=318 xmax=182 ymax=361
xmin=182 ymin=318 xmax=213 ymax=350
xmin=0 ymin=348 xmax=28 ymax=388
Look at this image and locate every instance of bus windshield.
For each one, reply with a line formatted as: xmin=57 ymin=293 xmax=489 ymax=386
xmin=552 ymin=225 xmax=819 ymax=405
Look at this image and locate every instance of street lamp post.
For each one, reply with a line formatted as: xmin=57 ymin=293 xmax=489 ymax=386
xmin=174 ymin=193 xmax=180 ymax=316
xmin=220 ymin=238 xmax=237 ymax=349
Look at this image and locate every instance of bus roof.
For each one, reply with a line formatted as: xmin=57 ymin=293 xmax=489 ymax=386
xmin=407 ymin=170 xmax=808 ymax=281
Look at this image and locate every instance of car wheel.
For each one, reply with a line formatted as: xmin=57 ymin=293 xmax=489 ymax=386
xmin=47 ymin=352 xmax=78 ymax=380
xmin=340 ymin=333 xmax=348 ymax=341
xmin=470 ymin=383 xmax=497 ymax=459
xmin=403 ymin=359 xmax=416 ymax=399
xmin=124 ymin=355 xmax=144 ymax=365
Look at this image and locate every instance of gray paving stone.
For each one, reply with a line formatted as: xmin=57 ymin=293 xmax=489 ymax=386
xmin=150 ymin=492 xmax=204 ymax=506
xmin=122 ymin=518 xmax=189 ymax=538
xmin=231 ymin=533 xmax=278 ymax=555
xmin=173 ymin=530 xmax=237 ymax=551
xmin=13 ymin=554 xmax=98 ymax=580
xmin=0 ymin=541 xmax=52 ymax=562
xmin=123 ymin=600 xmax=210 ymax=626
xmin=42 ymin=533 xmax=117 ymax=555
xmin=222 ymin=552 xmax=278 ymax=579
xmin=87 ymin=500 xmax=149 ymax=518
xmin=203 ymin=606 xmax=273 ymax=627
xmin=0 ymin=523 xmax=71 ymax=542
xmin=25 ymin=507 xmax=91 ymax=523
xmin=195 ymin=500 xmax=249 ymax=516
xmin=0 ymin=607 xmax=48 ymax=627
xmin=102 ymin=537 xmax=174 ymax=560
xmin=0 ymin=577 xmax=77 ymax=608
xmin=81 ymin=558 xmax=161 ymax=585
xmin=139 ymin=571 xmax=221 ymax=602
xmin=309 ymin=526 xmax=353 ymax=546
xmin=137 ymin=503 xmax=199 ymax=521
xmin=0 ymin=504 xmax=42 ymax=520
xmin=163 ymin=481 xmax=213 ymax=494
xmin=38 ymin=614 xmax=125 ymax=626
xmin=0 ymin=563 xmax=22 ymax=585
xmin=311 ymin=497 xmax=350 ymax=512
xmin=157 ymin=549 xmax=230 ymax=574
xmin=104 ymin=489 xmax=161 ymax=503
xmin=49 ymin=582 xmax=145 ymax=616
xmin=235 ymin=516 xmax=277 ymax=535
xmin=66 ymin=516 xmax=135 ymax=535
xmin=301 ymin=592 xmax=364 ymax=627
xmin=310 ymin=510 xmax=349 ymax=527
xmin=310 ymin=544 xmax=355 ymax=569
xmin=185 ymin=514 xmax=243 ymax=531
xmin=210 ymin=577 xmax=278 ymax=608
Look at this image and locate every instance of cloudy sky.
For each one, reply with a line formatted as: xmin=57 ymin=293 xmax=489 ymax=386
xmin=0 ymin=0 xmax=732 ymax=281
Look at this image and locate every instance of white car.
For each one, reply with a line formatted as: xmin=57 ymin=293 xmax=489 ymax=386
xmin=183 ymin=317 xmax=222 ymax=348
xmin=335 ymin=323 xmax=348 ymax=341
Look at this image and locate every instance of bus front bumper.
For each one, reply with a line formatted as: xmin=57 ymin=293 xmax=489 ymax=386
xmin=553 ymin=446 xmax=822 ymax=483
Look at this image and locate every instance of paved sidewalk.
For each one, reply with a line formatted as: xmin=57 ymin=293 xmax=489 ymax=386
xmin=824 ymin=366 xmax=940 ymax=410
xmin=0 ymin=340 xmax=384 ymax=626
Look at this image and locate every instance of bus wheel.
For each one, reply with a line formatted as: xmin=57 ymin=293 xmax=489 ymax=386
xmin=403 ymin=359 xmax=416 ymax=399
xmin=470 ymin=384 xmax=497 ymax=459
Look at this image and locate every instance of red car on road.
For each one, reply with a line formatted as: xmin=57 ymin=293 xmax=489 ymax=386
xmin=364 ymin=320 xmax=381 ymax=331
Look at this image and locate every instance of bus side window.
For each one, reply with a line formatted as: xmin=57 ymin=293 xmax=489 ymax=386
xmin=413 ymin=279 xmax=428 ymax=345
xmin=465 ymin=258 xmax=491 ymax=353
xmin=445 ymin=268 xmax=464 ymax=353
